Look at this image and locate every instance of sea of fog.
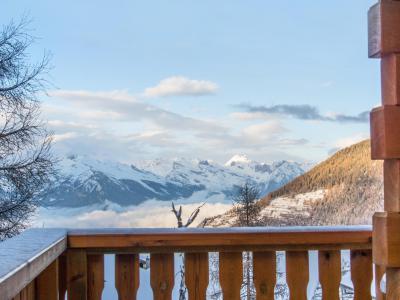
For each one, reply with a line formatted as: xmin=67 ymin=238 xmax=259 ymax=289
xmin=33 ymin=191 xmax=232 ymax=229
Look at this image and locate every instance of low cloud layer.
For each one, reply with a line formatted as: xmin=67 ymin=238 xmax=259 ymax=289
xmin=241 ymin=104 xmax=369 ymax=123
xmin=143 ymin=76 xmax=218 ymax=98
xmin=34 ymin=201 xmax=232 ymax=228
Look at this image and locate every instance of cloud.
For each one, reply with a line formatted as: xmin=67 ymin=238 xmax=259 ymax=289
xmin=195 ymin=120 xmax=308 ymax=151
xmin=321 ymin=81 xmax=334 ymax=88
xmin=49 ymin=89 xmax=224 ymax=132
xmin=230 ymin=112 xmax=267 ymax=121
xmin=45 ymin=89 xmax=312 ymax=163
xmin=143 ymin=76 xmax=218 ymax=97
xmin=328 ymin=133 xmax=369 ymax=155
xmin=241 ymin=122 xmax=287 ymax=139
xmin=34 ymin=201 xmax=232 ymax=228
xmin=127 ymin=130 xmax=185 ymax=148
xmin=53 ymin=132 xmax=79 ymax=142
xmin=240 ymin=104 xmax=369 ymax=123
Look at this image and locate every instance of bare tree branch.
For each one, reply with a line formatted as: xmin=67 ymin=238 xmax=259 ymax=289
xmin=0 ymin=18 xmax=54 ymax=240
xmin=184 ymin=202 xmax=205 ymax=227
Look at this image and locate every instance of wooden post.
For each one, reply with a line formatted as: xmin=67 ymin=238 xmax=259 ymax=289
xmin=67 ymin=250 xmax=87 ymax=300
xmin=369 ymin=0 xmax=400 ymax=298
xmin=36 ymin=259 xmax=59 ymax=300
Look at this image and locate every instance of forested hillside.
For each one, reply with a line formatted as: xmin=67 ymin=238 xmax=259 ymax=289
xmin=262 ymin=140 xmax=383 ymax=225
xmin=206 ymin=140 xmax=384 ymax=227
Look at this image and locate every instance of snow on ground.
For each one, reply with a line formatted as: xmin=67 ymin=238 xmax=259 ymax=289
xmin=261 ymin=189 xmax=325 ymax=220
xmin=210 ymin=190 xmax=327 ymax=227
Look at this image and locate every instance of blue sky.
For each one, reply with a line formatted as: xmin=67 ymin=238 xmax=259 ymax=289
xmin=1 ymin=0 xmax=379 ymax=164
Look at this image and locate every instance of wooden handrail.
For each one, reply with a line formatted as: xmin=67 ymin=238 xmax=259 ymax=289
xmin=67 ymin=226 xmax=372 ymax=252
xmin=0 ymin=229 xmax=67 ymax=300
xmin=0 ymin=226 xmax=374 ymax=300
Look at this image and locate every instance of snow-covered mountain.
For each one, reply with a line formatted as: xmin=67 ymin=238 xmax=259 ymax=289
xmin=206 ymin=140 xmax=384 ymax=227
xmin=40 ymin=154 xmax=311 ymax=208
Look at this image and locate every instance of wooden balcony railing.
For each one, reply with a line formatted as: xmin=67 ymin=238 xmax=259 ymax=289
xmin=0 ymin=226 xmax=378 ymax=300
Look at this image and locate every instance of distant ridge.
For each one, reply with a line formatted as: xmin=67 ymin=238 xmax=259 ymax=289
xmin=41 ymin=154 xmax=307 ymax=207
xmin=205 ymin=140 xmax=383 ymax=227
xmin=261 ymin=140 xmax=383 ymax=225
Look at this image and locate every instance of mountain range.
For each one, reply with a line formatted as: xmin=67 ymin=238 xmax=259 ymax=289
xmin=40 ymin=154 xmax=311 ymax=207
xmin=206 ymin=140 xmax=384 ymax=227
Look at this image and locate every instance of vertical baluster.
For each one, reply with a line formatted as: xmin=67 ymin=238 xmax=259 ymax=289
xmin=19 ymin=282 xmax=35 ymax=300
xmin=12 ymin=292 xmax=21 ymax=300
xmin=253 ymin=251 xmax=276 ymax=300
xmin=59 ymin=254 xmax=67 ymax=300
xmin=386 ymin=268 xmax=400 ymax=300
xmin=36 ymin=259 xmax=59 ymax=300
xmin=351 ymin=249 xmax=372 ymax=300
xmin=219 ymin=252 xmax=243 ymax=300
xmin=286 ymin=251 xmax=309 ymax=300
xmin=88 ymin=254 xmax=104 ymax=300
xmin=150 ymin=253 xmax=174 ymax=300
xmin=115 ymin=254 xmax=140 ymax=300
xmin=184 ymin=253 xmax=209 ymax=300
xmin=375 ymin=264 xmax=386 ymax=300
xmin=67 ymin=249 xmax=87 ymax=300
xmin=318 ymin=250 xmax=341 ymax=300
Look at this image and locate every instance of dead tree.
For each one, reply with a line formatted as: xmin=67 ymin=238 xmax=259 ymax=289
xmin=0 ymin=19 xmax=54 ymax=240
xmin=171 ymin=202 xmax=204 ymax=228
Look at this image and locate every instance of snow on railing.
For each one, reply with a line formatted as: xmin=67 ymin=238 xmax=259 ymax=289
xmin=0 ymin=226 xmax=377 ymax=300
xmin=0 ymin=229 xmax=67 ymax=299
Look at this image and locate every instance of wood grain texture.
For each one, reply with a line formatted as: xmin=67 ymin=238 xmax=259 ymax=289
xmin=286 ymin=251 xmax=309 ymax=300
xmin=12 ymin=293 xmax=21 ymax=300
xmin=318 ymin=250 xmax=341 ymax=300
xmin=384 ymin=160 xmax=400 ymax=211
xmin=351 ymin=250 xmax=372 ymax=300
xmin=219 ymin=252 xmax=243 ymax=300
xmin=382 ymin=54 xmax=400 ymax=105
xmin=368 ymin=2 xmax=381 ymax=58
xmin=150 ymin=253 xmax=174 ymax=300
xmin=18 ymin=282 xmax=35 ymax=300
xmin=87 ymin=254 xmax=104 ymax=300
xmin=371 ymin=106 xmax=400 ymax=159
xmin=67 ymin=250 xmax=87 ymax=300
xmin=375 ymin=264 xmax=386 ymax=300
xmin=35 ymin=259 xmax=58 ymax=300
xmin=386 ymin=268 xmax=400 ymax=300
xmin=253 ymin=251 xmax=276 ymax=300
xmin=368 ymin=2 xmax=400 ymax=58
xmin=67 ymin=227 xmax=372 ymax=252
xmin=115 ymin=254 xmax=139 ymax=300
xmin=373 ymin=212 xmax=400 ymax=267
xmin=58 ymin=254 xmax=67 ymax=300
xmin=184 ymin=253 xmax=209 ymax=300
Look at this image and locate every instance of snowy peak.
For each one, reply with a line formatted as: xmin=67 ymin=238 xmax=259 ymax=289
xmin=42 ymin=154 xmax=310 ymax=208
xmin=224 ymin=154 xmax=252 ymax=167
xmin=61 ymin=154 xmax=160 ymax=182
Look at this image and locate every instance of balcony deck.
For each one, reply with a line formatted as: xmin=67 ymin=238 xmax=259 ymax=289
xmin=0 ymin=226 xmax=380 ymax=300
